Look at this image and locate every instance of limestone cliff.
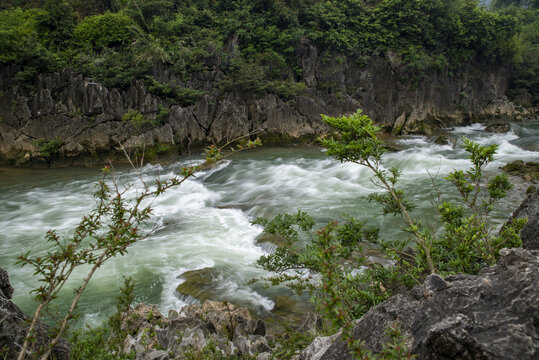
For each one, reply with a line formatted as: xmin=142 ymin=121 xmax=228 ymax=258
xmin=0 ymin=42 xmax=527 ymax=166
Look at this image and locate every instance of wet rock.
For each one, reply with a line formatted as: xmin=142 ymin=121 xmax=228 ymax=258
xmin=297 ymin=248 xmax=539 ymax=359
xmin=433 ymin=134 xmax=450 ymax=145
xmin=502 ymin=160 xmax=539 ymax=183
xmin=176 ymin=267 xmax=219 ymax=303
xmin=486 ymin=122 xmax=511 ymax=133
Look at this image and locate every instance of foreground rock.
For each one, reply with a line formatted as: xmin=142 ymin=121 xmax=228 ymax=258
xmin=122 ymin=300 xmax=272 ymax=360
xmin=296 ymin=248 xmax=538 ymax=359
xmin=0 ymin=268 xmax=70 ymax=359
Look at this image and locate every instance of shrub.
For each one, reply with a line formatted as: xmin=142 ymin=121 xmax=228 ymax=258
xmin=73 ymin=12 xmax=137 ymax=51
xmin=253 ymin=109 xmax=525 ymax=358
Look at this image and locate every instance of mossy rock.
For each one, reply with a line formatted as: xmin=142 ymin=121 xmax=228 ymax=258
xmin=254 ymin=232 xmax=288 ymax=248
xmin=433 ymin=134 xmax=450 ymax=145
xmin=502 ymin=160 xmax=539 ymax=182
xmin=176 ymin=267 xmax=220 ymax=302
xmin=486 ymin=122 xmax=511 ymax=133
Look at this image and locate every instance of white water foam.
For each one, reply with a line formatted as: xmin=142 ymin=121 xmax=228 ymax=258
xmin=2 ymin=121 xmax=538 ymax=325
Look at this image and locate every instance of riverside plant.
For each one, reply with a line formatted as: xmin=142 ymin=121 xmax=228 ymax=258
xmin=253 ymin=109 xmax=525 ymax=358
xmin=15 ymin=136 xmax=261 ymax=360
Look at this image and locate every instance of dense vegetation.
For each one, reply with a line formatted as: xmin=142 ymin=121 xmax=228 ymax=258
xmin=0 ymin=0 xmax=534 ymax=103
xmin=492 ymin=1 xmax=539 ymax=106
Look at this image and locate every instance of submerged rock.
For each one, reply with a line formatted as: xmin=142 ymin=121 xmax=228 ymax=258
xmin=486 ymin=122 xmax=511 ymax=133
xmin=176 ymin=267 xmax=220 ymax=303
xmin=296 ymin=248 xmax=538 ymax=359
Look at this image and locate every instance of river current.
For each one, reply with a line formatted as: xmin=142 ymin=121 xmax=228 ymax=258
xmin=1 ymin=121 xmax=538 ymax=326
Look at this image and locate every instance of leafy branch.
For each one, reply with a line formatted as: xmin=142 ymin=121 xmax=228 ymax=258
xmin=16 ymin=136 xmax=261 ymax=359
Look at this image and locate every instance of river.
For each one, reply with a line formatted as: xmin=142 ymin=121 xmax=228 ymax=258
xmin=1 ymin=121 xmax=538 ymax=327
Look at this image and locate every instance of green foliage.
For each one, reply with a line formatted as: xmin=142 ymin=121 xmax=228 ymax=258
xmin=76 ymin=50 xmax=150 ymax=89
xmin=155 ymin=105 xmax=169 ymax=124
xmin=144 ymin=76 xmax=205 ymax=106
xmin=254 ymin=109 xmax=523 ymax=358
xmin=70 ymin=326 xmax=134 ymax=360
xmin=270 ymin=325 xmax=319 ymax=360
xmin=106 ymin=276 xmax=136 ymax=349
xmin=39 ymin=0 xmax=77 ymax=49
xmin=498 ymin=6 xmax=539 ymax=106
xmin=0 ymin=0 xmax=525 ymax=98
xmin=69 ymin=276 xmax=136 ymax=360
xmin=35 ymin=137 xmax=65 ymax=160
xmin=0 ymin=7 xmax=58 ymax=77
xmin=253 ymin=212 xmax=392 ymax=327
xmin=121 ymin=109 xmax=147 ymax=127
xmin=73 ymin=12 xmax=136 ymax=51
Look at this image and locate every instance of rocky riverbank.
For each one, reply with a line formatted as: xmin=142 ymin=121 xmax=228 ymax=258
xmin=1 ymin=44 xmax=536 ymax=167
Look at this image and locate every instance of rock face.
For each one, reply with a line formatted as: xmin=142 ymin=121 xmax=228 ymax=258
xmin=296 ymin=248 xmax=538 ymax=360
xmin=0 ymin=43 xmax=530 ymax=166
xmin=0 ymin=268 xmax=70 ymax=359
xmin=506 ymin=188 xmax=539 ymax=250
xmin=122 ymin=300 xmax=272 ymax=360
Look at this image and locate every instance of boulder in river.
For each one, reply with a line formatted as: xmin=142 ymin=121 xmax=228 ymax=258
xmin=502 ymin=160 xmax=539 ymax=183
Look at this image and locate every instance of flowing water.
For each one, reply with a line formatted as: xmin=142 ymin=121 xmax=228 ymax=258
xmin=1 ymin=121 xmax=538 ymax=327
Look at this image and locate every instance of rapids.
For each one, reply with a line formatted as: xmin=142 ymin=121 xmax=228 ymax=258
xmin=0 ymin=121 xmax=538 ymax=326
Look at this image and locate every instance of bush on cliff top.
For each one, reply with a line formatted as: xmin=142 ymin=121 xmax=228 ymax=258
xmin=0 ymin=0 xmax=524 ymax=96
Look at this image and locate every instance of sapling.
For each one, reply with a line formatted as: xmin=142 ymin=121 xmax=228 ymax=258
xmin=253 ymin=109 xmax=524 ymax=358
xmin=16 ymin=137 xmax=261 ymax=359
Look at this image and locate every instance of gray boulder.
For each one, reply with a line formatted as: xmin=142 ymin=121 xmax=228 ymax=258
xmin=124 ymin=299 xmax=272 ymax=358
xmin=298 ymin=248 xmax=538 ymax=359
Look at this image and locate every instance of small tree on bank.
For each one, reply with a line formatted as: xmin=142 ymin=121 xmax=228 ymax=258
xmin=253 ymin=109 xmax=525 ymax=358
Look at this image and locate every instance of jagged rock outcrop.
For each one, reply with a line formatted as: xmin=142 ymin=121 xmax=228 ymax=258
xmin=0 ymin=268 xmax=70 ymax=359
xmin=0 ymin=42 xmax=530 ymax=166
xmin=122 ymin=300 xmax=272 ymax=360
xmin=296 ymin=248 xmax=538 ymax=360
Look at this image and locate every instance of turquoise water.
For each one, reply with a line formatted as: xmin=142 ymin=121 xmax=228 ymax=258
xmin=0 ymin=121 xmax=537 ymax=326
